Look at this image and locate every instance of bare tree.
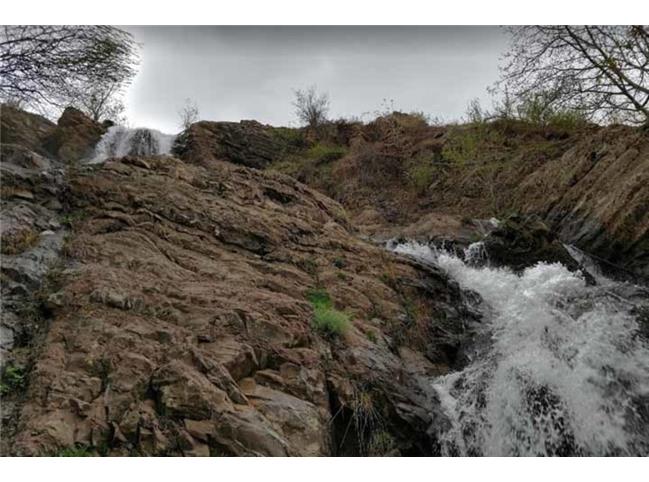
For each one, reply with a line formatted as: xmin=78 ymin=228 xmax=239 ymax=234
xmin=465 ymin=98 xmax=486 ymax=123
xmin=0 ymin=26 xmax=138 ymax=112
xmin=68 ymin=81 xmax=126 ymax=123
xmin=293 ymin=86 xmax=330 ymax=128
xmin=178 ymin=98 xmax=200 ymax=130
xmin=497 ymin=26 xmax=649 ymax=125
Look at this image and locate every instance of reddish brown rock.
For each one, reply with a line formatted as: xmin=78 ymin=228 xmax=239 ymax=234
xmin=173 ymin=120 xmax=288 ymax=169
xmin=43 ymin=107 xmax=106 ymax=162
xmin=9 ymin=155 xmax=473 ymax=456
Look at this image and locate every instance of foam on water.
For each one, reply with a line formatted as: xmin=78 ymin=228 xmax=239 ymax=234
xmin=391 ymin=241 xmax=649 ymax=456
xmin=89 ymin=125 xmax=176 ymax=163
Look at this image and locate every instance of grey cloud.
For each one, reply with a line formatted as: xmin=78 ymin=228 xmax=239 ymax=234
xmin=122 ymin=26 xmax=509 ymax=133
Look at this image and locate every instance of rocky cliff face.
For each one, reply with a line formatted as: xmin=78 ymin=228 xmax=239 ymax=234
xmin=1 ymin=108 xmax=478 ymax=456
xmin=267 ymin=116 xmax=649 ymax=280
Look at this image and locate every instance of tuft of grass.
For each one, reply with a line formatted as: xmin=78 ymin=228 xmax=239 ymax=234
xmin=306 ymin=288 xmax=350 ymax=337
xmin=367 ymin=430 xmax=397 ymax=456
xmin=0 ymin=364 xmax=26 ymax=396
xmin=306 ymin=288 xmax=331 ymax=307
xmin=54 ymin=446 xmax=94 ymax=457
xmin=1 ymin=228 xmax=40 ymax=255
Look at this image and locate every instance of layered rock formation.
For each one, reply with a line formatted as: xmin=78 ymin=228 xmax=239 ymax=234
xmin=2 ymin=108 xmax=478 ymax=455
xmin=173 ymin=120 xmax=290 ymax=169
xmin=1 ymin=105 xmax=106 ymax=163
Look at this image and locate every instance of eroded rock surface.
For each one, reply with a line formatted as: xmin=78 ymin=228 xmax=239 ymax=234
xmin=173 ymin=120 xmax=289 ymax=169
xmin=8 ymin=155 xmax=476 ymax=456
xmin=0 ymin=132 xmax=68 ymax=453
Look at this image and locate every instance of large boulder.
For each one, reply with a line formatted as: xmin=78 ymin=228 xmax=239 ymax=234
xmin=43 ymin=107 xmax=106 ymax=162
xmin=173 ymin=120 xmax=288 ymax=169
xmin=480 ymin=215 xmax=593 ymax=279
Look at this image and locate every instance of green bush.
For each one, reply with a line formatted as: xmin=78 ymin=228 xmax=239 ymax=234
xmin=545 ymin=110 xmax=588 ymax=130
xmin=270 ymin=126 xmax=307 ymax=149
xmin=515 ymin=91 xmax=588 ymax=130
xmin=307 ymin=288 xmax=350 ymax=337
xmin=441 ymin=127 xmax=483 ymax=165
xmin=408 ymin=160 xmax=435 ymax=193
xmin=306 ymin=143 xmax=347 ymax=164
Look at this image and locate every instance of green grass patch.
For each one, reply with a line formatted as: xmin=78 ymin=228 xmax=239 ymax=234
xmin=269 ymin=126 xmax=307 ymax=149
xmin=306 ymin=143 xmax=347 ymax=164
xmin=306 ymin=288 xmax=350 ymax=337
xmin=54 ymin=446 xmax=95 ymax=457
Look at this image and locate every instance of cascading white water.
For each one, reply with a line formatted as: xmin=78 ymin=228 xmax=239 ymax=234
xmin=89 ymin=125 xmax=176 ymax=163
xmin=391 ymin=241 xmax=649 ymax=456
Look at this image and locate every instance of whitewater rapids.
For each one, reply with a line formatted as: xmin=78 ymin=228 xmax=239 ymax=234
xmin=391 ymin=241 xmax=649 ymax=456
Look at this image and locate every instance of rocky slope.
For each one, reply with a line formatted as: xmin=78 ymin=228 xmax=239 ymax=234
xmin=266 ymin=115 xmax=649 ymax=280
xmin=2 ymin=105 xmax=647 ymax=457
xmin=1 ymin=106 xmax=478 ymax=456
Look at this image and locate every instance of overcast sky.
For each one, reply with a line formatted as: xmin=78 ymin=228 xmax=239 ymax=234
xmin=122 ymin=26 xmax=510 ymax=133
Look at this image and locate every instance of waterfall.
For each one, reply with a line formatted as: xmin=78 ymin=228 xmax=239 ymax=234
xmin=391 ymin=241 xmax=649 ymax=456
xmin=89 ymin=125 xmax=176 ymax=163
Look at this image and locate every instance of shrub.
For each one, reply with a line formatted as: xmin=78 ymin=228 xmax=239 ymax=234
xmin=313 ymin=307 xmax=350 ymax=336
xmin=353 ymin=141 xmax=404 ymax=186
xmin=293 ymin=86 xmax=330 ymax=129
xmin=515 ymin=91 xmax=588 ymax=130
xmin=408 ymin=159 xmax=435 ymax=194
xmin=441 ymin=127 xmax=483 ymax=165
xmin=306 ymin=288 xmax=350 ymax=337
xmin=545 ymin=110 xmax=588 ymax=131
xmin=306 ymin=143 xmax=347 ymax=164
xmin=465 ymin=98 xmax=486 ymax=124
xmin=270 ymin=126 xmax=307 ymax=149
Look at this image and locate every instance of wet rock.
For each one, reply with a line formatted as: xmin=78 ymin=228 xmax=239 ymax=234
xmin=481 ymin=215 xmax=592 ymax=279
